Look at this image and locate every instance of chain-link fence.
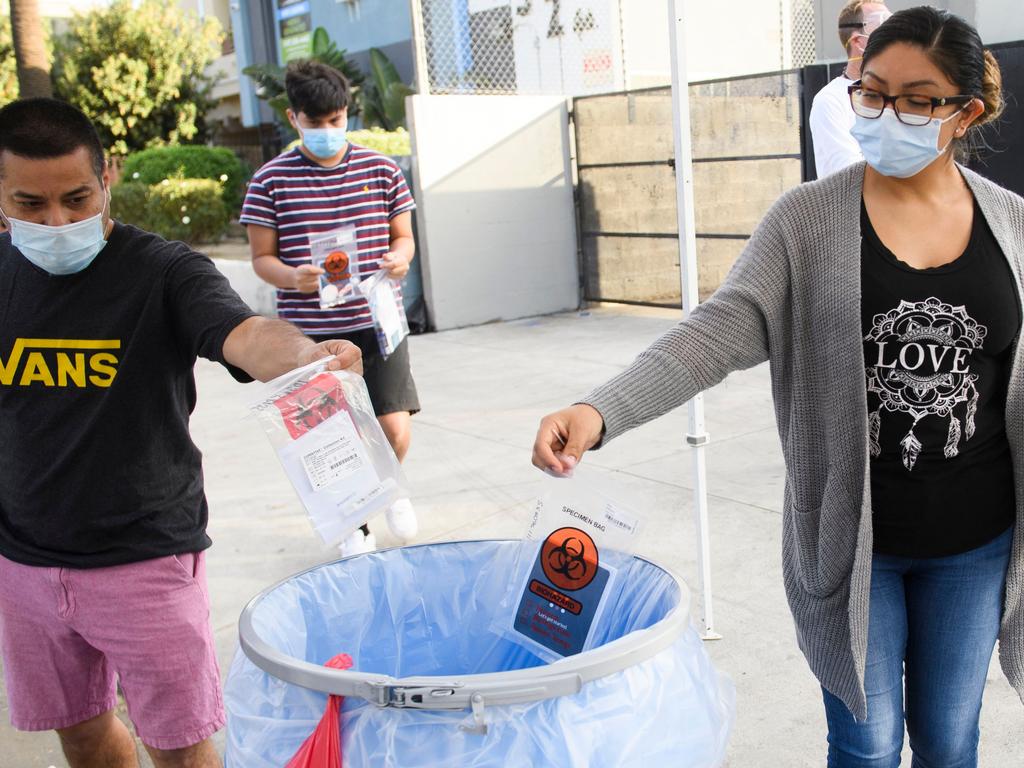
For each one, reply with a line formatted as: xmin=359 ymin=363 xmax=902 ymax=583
xmin=789 ymin=0 xmax=817 ymax=67
xmin=416 ymin=0 xmax=626 ymax=95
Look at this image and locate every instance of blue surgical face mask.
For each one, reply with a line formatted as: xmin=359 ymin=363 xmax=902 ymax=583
xmin=1 ymin=194 xmax=109 ymax=275
xmin=301 ymin=126 xmax=348 ymax=160
xmin=850 ymin=108 xmax=962 ymax=179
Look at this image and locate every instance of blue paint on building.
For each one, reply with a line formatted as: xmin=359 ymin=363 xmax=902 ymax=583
xmin=233 ymin=0 xmax=418 ymax=129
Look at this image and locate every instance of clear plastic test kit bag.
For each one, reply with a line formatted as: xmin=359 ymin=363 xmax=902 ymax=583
xmin=249 ymin=360 xmax=409 ymax=546
xmin=310 ymin=227 xmax=360 ymax=309
xmin=493 ymin=471 xmax=642 ymax=662
xmin=360 ymin=271 xmax=409 ymax=361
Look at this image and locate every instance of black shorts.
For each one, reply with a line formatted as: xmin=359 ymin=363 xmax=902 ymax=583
xmin=308 ymin=329 xmax=420 ymax=417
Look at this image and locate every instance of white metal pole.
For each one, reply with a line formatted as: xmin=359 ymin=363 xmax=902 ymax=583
xmin=408 ymin=0 xmax=431 ymax=96
xmin=668 ymin=0 xmax=720 ymax=641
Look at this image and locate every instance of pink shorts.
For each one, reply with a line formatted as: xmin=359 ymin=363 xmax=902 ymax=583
xmin=0 ymin=551 xmax=225 ymax=751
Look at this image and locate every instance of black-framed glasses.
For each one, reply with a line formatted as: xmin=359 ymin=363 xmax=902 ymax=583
xmin=847 ymin=81 xmax=975 ymax=126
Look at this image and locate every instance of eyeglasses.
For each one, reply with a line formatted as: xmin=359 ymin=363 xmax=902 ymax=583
xmin=848 ymin=81 xmax=975 ymax=126
xmin=839 ymin=10 xmax=892 ymax=36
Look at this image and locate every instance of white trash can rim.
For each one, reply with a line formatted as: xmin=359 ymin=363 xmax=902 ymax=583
xmin=238 ymin=539 xmax=690 ymax=712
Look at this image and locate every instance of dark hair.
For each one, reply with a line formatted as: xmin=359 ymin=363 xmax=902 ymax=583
xmin=863 ymin=6 xmax=1004 ymax=139
xmin=0 ymin=98 xmax=106 ymax=182
xmin=285 ymin=60 xmax=350 ymax=119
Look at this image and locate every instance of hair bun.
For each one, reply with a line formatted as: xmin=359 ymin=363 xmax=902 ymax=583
xmin=976 ymin=50 xmax=1004 ymax=126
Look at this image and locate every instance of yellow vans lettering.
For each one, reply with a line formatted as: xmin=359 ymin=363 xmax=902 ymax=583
xmin=88 ymin=352 xmax=119 ymax=388
xmin=19 ymin=352 xmax=56 ymax=387
xmin=1 ymin=339 xmax=121 ymax=388
xmin=56 ymin=352 xmax=88 ymax=388
xmin=0 ymin=339 xmax=27 ymax=386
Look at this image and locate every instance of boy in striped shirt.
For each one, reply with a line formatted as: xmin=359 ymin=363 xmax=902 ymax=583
xmin=241 ymin=60 xmax=419 ymax=556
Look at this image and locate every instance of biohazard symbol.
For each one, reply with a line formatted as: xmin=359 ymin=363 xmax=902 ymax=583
xmin=324 ymin=250 xmax=350 ymax=280
xmin=273 ymin=373 xmax=349 ymax=439
xmin=541 ymin=527 xmax=598 ymax=591
xmin=290 ymin=385 xmax=341 ymax=431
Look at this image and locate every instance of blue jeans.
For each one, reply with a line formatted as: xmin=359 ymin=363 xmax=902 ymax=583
xmin=822 ymin=526 xmax=1012 ymax=768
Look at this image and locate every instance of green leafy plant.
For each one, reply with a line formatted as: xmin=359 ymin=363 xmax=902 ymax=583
xmin=109 ymin=180 xmax=150 ymax=227
xmin=52 ymin=0 xmax=222 ymax=155
xmin=111 ymin=178 xmax=230 ymax=244
xmin=0 ymin=15 xmax=18 ymax=108
xmin=122 ymin=145 xmax=249 ymax=211
xmin=344 ymin=127 xmax=411 ymax=156
xmin=359 ymin=48 xmax=414 ymax=131
xmin=243 ymin=27 xmax=365 ymax=125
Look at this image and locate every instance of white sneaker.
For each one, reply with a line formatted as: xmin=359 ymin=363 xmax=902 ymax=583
xmin=338 ymin=528 xmax=377 ymax=558
xmin=386 ymin=498 xmax=419 ymax=542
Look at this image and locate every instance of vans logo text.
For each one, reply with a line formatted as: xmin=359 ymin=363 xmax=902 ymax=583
xmin=0 ymin=339 xmax=121 ymax=388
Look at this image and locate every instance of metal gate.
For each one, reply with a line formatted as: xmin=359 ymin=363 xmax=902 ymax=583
xmin=573 ymin=70 xmax=804 ymax=307
xmin=574 ymin=42 xmax=1024 ymax=308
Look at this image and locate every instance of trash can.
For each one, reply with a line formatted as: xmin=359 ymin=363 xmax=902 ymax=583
xmin=225 ymin=540 xmax=734 ymax=767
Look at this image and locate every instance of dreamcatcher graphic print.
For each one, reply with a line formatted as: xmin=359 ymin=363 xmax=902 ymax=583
xmin=864 ymin=297 xmax=986 ymax=471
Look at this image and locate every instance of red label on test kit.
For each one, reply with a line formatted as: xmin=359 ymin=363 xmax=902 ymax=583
xmin=323 ymin=249 xmax=351 ymax=283
xmin=274 ymin=373 xmax=352 ymax=440
xmin=541 ymin=527 xmax=599 ymax=591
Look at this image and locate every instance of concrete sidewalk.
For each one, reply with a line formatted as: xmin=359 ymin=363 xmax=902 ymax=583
xmin=2 ymin=306 xmax=1019 ymax=766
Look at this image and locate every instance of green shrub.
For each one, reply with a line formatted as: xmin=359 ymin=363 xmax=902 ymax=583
xmin=110 ymin=181 xmax=150 ymax=229
xmin=53 ymin=0 xmax=222 ymax=155
xmin=345 ymin=127 xmax=411 ymax=156
xmin=122 ymin=146 xmax=248 ymax=211
xmin=147 ymin=179 xmax=229 ymax=243
xmin=111 ymin=178 xmax=230 ymax=244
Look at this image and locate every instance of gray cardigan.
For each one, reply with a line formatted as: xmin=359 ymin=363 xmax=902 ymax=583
xmin=583 ymin=162 xmax=1024 ymax=719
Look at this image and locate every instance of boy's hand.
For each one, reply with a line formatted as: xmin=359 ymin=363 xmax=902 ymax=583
xmin=381 ymin=251 xmax=410 ymax=279
xmin=293 ymin=264 xmax=324 ymax=293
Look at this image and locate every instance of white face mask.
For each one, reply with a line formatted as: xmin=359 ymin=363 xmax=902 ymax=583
xmin=850 ymin=108 xmax=962 ymax=179
xmin=1 ymin=194 xmax=109 ymax=275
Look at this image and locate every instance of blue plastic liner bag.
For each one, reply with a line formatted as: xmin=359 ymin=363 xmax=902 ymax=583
xmin=225 ymin=540 xmax=734 ymax=767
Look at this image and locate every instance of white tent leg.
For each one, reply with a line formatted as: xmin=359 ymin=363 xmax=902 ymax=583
xmin=668 ymin=0 xmax=720 ymax=641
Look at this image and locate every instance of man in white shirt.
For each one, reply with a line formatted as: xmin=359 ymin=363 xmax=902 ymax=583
xmin=809 ymin=1 xmax=891 ymax=178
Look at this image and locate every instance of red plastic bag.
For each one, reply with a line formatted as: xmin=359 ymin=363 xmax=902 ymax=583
xmin=285 ymin=653 xmax=353 ymax=768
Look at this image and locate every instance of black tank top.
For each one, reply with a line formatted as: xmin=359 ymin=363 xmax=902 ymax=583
xmin=861 ymin=199 xmax=1020 ymax=558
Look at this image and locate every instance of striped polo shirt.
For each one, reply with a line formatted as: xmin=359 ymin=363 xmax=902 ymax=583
xmin=240 ymin=144 xmax=416 ymax=335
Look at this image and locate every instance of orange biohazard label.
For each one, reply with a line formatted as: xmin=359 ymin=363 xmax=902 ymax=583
xmin=273 ymin=373 xmax=352 ymax=440
xmin=323 ymin=249 xmax=351 ymax=283
xmin=541 ymin=527 xmax=599 ymax=592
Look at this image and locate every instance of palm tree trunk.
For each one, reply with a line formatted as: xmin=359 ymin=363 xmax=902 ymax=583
xmin=9 ymin=0 xmax=51 ymax=98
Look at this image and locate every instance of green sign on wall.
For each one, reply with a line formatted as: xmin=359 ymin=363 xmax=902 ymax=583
xmin=278 ymin=0 xmax=313 ymax=63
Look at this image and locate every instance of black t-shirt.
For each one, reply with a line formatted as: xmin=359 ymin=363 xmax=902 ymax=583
xmin=861 ymin=200 xmax=1020 ymax=558
xmin=0 ymin=223 xmax=256 ymax=568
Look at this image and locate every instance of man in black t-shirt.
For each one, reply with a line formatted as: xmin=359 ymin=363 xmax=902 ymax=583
xmin=0 ymin=100 xmax=361 ymax=768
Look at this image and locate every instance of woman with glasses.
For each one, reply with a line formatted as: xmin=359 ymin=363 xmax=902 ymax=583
xmin=533 ymin=6 xmax=1021 ymax=765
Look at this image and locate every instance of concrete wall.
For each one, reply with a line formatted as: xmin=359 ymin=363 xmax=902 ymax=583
xmin=576 ymin=78 xmax=802 ymax=304
xmin=407 ymin=95 xmax=579 ymax=330
xmin=212 ymin=258 xmax=278 ymax=317
xmin=976 ymin=0 xmax=1024 ymax=44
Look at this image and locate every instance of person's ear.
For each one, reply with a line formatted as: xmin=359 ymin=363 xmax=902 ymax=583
xmin=956 ymin=97 xmax=986 ymax=136
xmin=849 ymin=33 xmax=867 ymax=58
